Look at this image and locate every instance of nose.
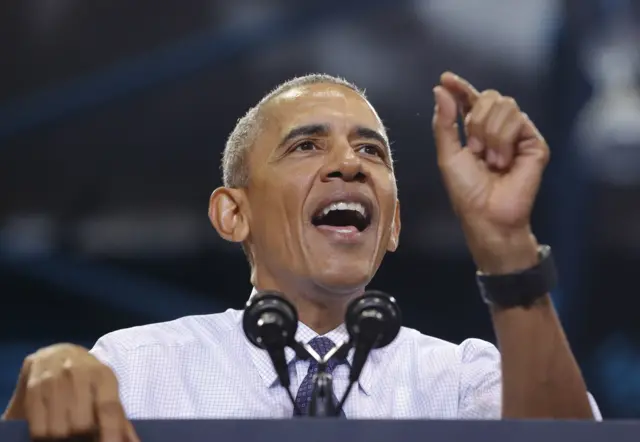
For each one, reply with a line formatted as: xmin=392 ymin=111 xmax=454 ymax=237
xmin=320 ymin=142 xmax=367 ymax=183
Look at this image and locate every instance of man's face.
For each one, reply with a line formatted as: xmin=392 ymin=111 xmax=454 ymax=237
xmin=245 ymin=83 xmax=400 ymax=293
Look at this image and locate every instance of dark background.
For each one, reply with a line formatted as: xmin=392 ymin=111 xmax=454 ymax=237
xmin=2 ymin=0 xmax=640 ymax=418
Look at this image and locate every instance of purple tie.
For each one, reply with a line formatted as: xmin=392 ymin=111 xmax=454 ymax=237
xmin=293 ymin=336 xmax=346 ymax=417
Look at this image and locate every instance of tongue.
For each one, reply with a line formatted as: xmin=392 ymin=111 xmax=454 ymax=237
xmin=316 ymin=225 xmax=359 ymax=234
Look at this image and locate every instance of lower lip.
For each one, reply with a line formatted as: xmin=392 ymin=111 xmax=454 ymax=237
xmin=314 ymin=225 xmax=367 ymax=243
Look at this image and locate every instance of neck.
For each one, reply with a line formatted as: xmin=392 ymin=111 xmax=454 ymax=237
xmin=251 ymin=269 xmax=364 ymax=335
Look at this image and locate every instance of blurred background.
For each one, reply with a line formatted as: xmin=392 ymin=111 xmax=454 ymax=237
xmin=1 ymin=0 xmax=640 ymax=418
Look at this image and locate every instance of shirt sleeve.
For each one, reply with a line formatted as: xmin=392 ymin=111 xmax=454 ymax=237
xmin=457 ymin=338 xmax=502 ymax=419
xmin=456 ymin=338 xmax=603 ymax=420
xmin=89 ymin=334 xmax=132 ymax=415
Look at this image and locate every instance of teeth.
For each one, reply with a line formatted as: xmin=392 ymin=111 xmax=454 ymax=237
xmin=320 ymin=201 xmax=367 ymax=217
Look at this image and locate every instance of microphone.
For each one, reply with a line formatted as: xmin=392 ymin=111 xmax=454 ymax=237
xmin=243 ymin=291 xmax=298 ymax=389
xmin=332 ymin=290 xmax=401 ymax=416
xmin=345 ymin=290 xmax=402 ymax=384
xmin=243 ymin=289 xmax=402 ymax=418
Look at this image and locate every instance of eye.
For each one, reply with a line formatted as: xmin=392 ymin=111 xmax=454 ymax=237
xmin=358 ymin=144 xmax=384 ymax=158
xmin=293 ymin=141 xmax=319 ymax=152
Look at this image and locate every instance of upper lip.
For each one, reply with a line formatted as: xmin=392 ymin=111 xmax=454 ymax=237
xmin=309 ymin=190 xmax=376 ymax=223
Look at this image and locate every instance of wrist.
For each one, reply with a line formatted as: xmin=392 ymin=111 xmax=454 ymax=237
xmin=464 ymin=225 xmax=539 ymax=274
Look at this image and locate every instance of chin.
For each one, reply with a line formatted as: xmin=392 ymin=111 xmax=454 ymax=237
xmin=311 ymin=264 xmax=373 ymax=296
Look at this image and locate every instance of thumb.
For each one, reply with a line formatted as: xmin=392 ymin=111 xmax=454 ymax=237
xmin=432 ymin=85 xmax=462 ymax=161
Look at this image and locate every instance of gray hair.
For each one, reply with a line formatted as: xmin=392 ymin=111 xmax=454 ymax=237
xmin=221 ymin=74 xmax=368 ymax=188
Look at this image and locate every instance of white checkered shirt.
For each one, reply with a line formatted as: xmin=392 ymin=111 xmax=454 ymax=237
xmin=90 ymin=302 xmax=601 ymax=419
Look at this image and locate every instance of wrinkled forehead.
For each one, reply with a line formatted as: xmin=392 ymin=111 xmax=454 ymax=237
xmin=263 ymin=84 xmax=387 ymax=139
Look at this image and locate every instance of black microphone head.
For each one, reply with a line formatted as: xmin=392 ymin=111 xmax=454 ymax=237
xmin=243 ymin=291 xmax=298 ymax=349
xmin=345 ymin=290 xmax=401 ymax=349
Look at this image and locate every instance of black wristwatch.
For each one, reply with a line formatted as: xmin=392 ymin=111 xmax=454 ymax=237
xmin=476 ymin=244 xmax=557 ymax=308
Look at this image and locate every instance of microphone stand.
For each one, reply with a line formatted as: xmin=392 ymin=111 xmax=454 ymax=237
xmin=309 ymin=368 xmax=337 ymax=417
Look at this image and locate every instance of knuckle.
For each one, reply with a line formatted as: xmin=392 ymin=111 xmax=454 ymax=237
xmin=61 ymin=357 xmax=74 ymax=371
xmin=59 ymin=361 xmax=96 ymax=388
xmin=27 ymin=371 xmax=52 ymax=391
xmin=501 ymin=96 xmax=518 ymax=108
xmin=468 ymin=116 xmax=483 ymax=135
xmin=539 ymin=145 xmax=551 ymax=164
xmin=469 ymin=113 xmax=482 ymax=127
xmin=25 ymin=377 xmax=40 ymax=391
xmin=480 ymin=89 xmax=500 ymax=100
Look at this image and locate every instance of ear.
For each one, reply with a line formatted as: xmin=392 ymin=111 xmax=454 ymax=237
xmin=386 ymin=199 xmax=401 ymax=252
xmin=209 ymin=187 xmax=250 ymax=244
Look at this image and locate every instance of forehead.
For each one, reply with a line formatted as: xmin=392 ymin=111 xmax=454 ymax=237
xmin=263 ymin=83 xmax=385 ymax=136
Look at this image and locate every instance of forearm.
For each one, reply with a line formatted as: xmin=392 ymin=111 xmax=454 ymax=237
xmin=465 ymin=226 xmax=593 ymax=419
xmin=491 ymin=296 xmax=593 ymax=419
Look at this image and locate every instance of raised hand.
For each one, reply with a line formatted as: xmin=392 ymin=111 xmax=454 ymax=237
xmin=2 ymin=343 xmax=138 ymax=442
xmin=431 ymin=72 xmax=549 ymax=274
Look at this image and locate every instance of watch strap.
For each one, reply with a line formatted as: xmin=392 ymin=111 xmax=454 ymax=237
xmin=476 ymin=245 xmax=557 ymax=308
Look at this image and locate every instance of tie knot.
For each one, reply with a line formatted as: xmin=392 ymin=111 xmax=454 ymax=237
xmin=308 ymin=336 xmax=336 ymax=358
xmin=294 ymin=336 xmax=348 ymax=417
xmin=307 ymin=337 xmax=347 ymax=373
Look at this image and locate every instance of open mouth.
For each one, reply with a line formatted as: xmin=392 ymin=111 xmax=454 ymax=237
xmin=311 ymin=201 xmax=372 ymax=233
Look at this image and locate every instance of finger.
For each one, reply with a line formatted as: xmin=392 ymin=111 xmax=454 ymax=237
xmin=520 ymin=112 xmax=544 ymax=142
xmin=509 ymin=114 xmax=550 ymax=202
xmin=484 ymin=97 xmax=520 ymax=169
xmin=24 ymin=363 xmax=48 ymax=439
xmin=2 ymin=357 xmax=33 ymax=420
xmin=510 ymin=144 xmax=549 ymax=208
xmin=94 ymin=369 xmax=126 ymax=442
xmin=464 ymin=90 xmax=500 ymax=154
xmin=432 ymin=85 xmax=462 ymax=163
xmin=66 ymin=360 xmax=95 ymax=435
xmin=125 ymin=419 xmax=141 ymax=442
xmin=440 ymin=72 xmax=480 ymax=115
xmin=517 ymin=113 xmax=550 ymax=165
xmin=497 ymin=111 xmax=526 ymax=168
xmin=47 ymin=367 xmax=73 ymax=439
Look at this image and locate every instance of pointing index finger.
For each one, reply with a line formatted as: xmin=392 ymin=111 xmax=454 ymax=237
xmin=440 ymin=72 xmax=480 ymax=116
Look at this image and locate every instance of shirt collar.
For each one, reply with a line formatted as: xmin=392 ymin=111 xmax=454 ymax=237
xmin=244 ymin=289 xmax=381 ymax=396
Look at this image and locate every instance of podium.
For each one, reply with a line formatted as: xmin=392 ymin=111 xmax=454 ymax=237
xmin=1 ymin=419 xmax=639 ymax=442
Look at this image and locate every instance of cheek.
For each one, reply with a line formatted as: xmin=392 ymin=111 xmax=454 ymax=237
xmin=377 ymin=175 xmax=398 ymax=220
xmin=249 ymin=180 xmax=308 ymax=249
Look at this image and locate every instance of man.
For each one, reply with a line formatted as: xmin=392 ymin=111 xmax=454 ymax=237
xmin=3 ymin=72 xmax=600 ymax=441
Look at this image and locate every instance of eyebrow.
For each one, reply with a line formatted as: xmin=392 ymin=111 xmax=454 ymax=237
xmin=354 ymin=126 xmax=389 ymax=150
xmin=278 ymin=123 xmax=389 ymax=150
xmin=278 ymin=124 xmax=329 ymax=149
